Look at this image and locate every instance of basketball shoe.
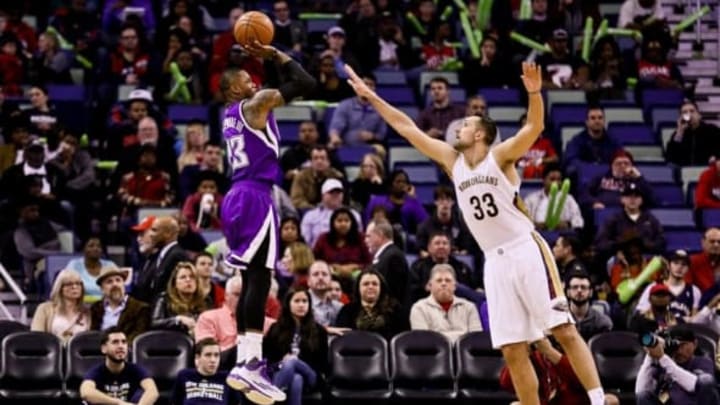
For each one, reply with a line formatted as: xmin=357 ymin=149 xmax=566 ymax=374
xmin=226 ymin=359 xmax=287 ymax=405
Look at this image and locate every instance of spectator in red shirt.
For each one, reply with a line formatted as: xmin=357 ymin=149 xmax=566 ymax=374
xmin=420 ymin=21 xmax=456 ymax=71
xmin=182 ymin=171 xmax=224 ymax=232
xmin=500 ymin=337 xmax=620 ymax=405
xmin=2 ymin=8 xmax=37 ymax=52
xmin=516 ymin=113 xmax=559 ymax=179
xmin=313 ymin=207 xmax=371 ymax=281
xmin=105 ymin=24 xmax=150 ymax=85
xmin=686 ymin=227 xmax=720 ymax=293
xmin=208 ymin=7 xmax=243 ymax=79
xmin=117 ymin=144 xmax=174 ymax=220
xmin=636 ymin=36 xmax=683 ymax=90
xmin=695 ymin=161 xmax=720 ymax=209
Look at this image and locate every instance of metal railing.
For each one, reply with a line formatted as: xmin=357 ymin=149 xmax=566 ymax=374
xmin=0 ymin=264 xmax=27 ymax=324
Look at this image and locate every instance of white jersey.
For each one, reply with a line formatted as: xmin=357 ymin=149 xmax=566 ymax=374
xmin=452 ymin=151 xmax=534 ymax=251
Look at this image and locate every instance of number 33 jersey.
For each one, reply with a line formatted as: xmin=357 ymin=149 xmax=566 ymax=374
xmin=222 ymin=100 xmax=281 ymax=184
xmin=452 ymin=151 xmax=534 ymax=251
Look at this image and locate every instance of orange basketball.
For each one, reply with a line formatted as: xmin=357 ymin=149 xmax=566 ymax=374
xmin=233 ymin=11 xmax=274 ymax=46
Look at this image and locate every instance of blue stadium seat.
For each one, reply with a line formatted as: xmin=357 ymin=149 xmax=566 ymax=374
xmin=608 ymin=124 xmax=656 ymax=145
xmin=518 ymin=182 xmax=542 ymax=199
xmin=651 ymin=107 xmax=679 ymax=132
xmin=44 ymin=254 xmax=81 ymax=298
xmin=701 ymin=209 xmax=720 ymax=228
xmin=414 ymin=184 xmax=436 ymax=206
xmin=637 ymin=165 xmax=676 ymax=183
xmin=278 ymin=122 xmax=302 ymax=144
xmin=337 ymin=145 xmax=375 ymax=165
xmin=664 ymin=230 xmax=703 ymax=253
xmin=48 ymin=84 xmax=85 ymax=101
xmin=641 ymin=89 xmax=684 ymax=112
xmin=576 ymin=163 xmax=608 ymax=186
xmin=377 ymin=87 xmax=414 ymax=104
xmin=594 ymin=208 xmax=622 ymax=226
xmin=497 ymin=125 xmax=520 ymax=141
xmin=687 ymin=182 xmax=698 ymax=206
xmin=479 ymin=88 xmax=521 ymax=105
xmin=373 ymin=70 xmax=407 ymax=86
xmin=653 ymin=183 xmax=685 ymax=207
xmin=396 ymin=164 xmax=439 ymax=184
xmin=168 ymin=104 xmax=209 ymax=123
xmin=650 ymin=209 xmax=695 ymax=229
xmin=551 ymin=104 xmax=587 ymax=132
xmin=306 ymin=18 xmax=339 ymax=33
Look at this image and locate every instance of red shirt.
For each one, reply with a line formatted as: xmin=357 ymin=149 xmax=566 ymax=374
xmin=0 ymin=53 xmax=23 ymax=96
xmin=109 ymin=46 xmax=150 ymax=82
xmin=695 ymin=165 xmax=720 ymax=209
xmin=312 ymin=233 xmax=372 ymax=268
xmin=500 ymin=353 xmax=589 ymax=405
xmin=686 ymin=252 xmax=720 ymax=293
xmin=520 ymin=137 xmax=558 ymax=179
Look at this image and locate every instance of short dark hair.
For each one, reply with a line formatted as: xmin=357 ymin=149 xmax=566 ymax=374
xmin=433 ymin=185 xmax=454 ymax=200
xmin=542 ymin=162 xmax=563 ymax=179
xmin=101 ymin=326 xmax=126 ymax=345
xmin=195 ymin=337 xmax=220 ymax=356
xmin=558 ymin=232 xmax=583 ymax=256
xmin=194 ymin=251 xmax=213 ymax=264
xmin=310 ymin=144 xmax=329 ymax=156
xmin=203 ymin=141 xmax=222 ymax=150
xmin=219 ymin=67 xmax=241 ymax=98
xmin=473 ymin=114 xmax=497 ymax=146
xmin=680 ymin=98 xmax=699 ymax=111
xmin=565 ymin=270 xmax=592 ymax=288
xmin=429 ymin=77 xmax=450 ymax=88
xmin=428 ymin=231 xmax=452 ymax=246
xmin=586 ymin=105 xmax=604 ymax=117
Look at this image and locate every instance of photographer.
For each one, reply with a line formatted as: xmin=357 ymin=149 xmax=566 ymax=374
xmin=635 ymin=326 xmax=719 ymax=404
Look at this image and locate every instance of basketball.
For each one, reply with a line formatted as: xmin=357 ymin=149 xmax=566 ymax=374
xmin=233 ymin=11 xmax=274 ymax=46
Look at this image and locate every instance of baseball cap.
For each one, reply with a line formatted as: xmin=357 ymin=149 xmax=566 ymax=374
xmin=552 ymin=28 xmax=568 ymax=40
xmin=649 ymin=283 xmax=672 ymax=296
xmin=668 ymin=326 xmax=696 ymax=342
xmin=321 ymin=178 xmax=343 ymax=194
xmin=668 ymin=249 xmax=690 ymax=265
xmin=620 ymin=182 xmax=643 ymax=197
xmin=327 ymin=26 xmax=345 ymax=37
xmin=131 ymin=215 xmax=156 ymax=232
xmin=127 ymin=88 xmax=153 ymax=103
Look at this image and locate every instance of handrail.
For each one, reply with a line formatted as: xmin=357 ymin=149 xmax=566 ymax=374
xmin=0 ymin=263 xmax=27 ymax=324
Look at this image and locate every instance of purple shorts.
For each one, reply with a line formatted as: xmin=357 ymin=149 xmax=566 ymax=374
xmin=220 ymin=181 xmax=278 ymax=270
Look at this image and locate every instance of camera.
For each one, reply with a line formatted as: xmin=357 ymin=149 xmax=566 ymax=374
xmin=681 ymin=113 xmax=691 ymax=124
xmin=640 ymin=331 xmax=680 ymax=354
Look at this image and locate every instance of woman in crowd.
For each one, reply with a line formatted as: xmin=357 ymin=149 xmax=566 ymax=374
xmin=31 ymin=269 xmax=90 ymax=343
xmin=350 ymin=153 xmax=386 ymax=211
xmin=264 ymin=289 xmax=328 ymax=405
xmin=151 ymin=262 xmax=207 ymax=335
xmin=313 ymin=207 xmax=371 ymax=282
xmin=334 ymin=270 xmax=408 ymax=340
xmin=66 ymin=237 xmax=120 ymax=303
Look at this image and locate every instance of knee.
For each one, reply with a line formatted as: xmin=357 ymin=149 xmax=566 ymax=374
xmin=500 ymin=342 xmax=531 ymax=366
xmin=291 ymin=374 xmax=304 ymax=394
xmin=551 ymin=323 xmax=581 ymax=346
xmin=283 ymin=357 xmax=300 ymax=371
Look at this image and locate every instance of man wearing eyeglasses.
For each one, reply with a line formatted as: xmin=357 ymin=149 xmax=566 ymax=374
xmin=565 ymin=271 xmax=613 ymax=341
xmin=686 ymin=227 xmax=720 ymax=293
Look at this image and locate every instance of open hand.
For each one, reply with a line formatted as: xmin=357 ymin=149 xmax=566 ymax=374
xmin=521 ymin=62 xmax=542 ymax=94
xmin=241 ymin=40 xmax=278 ymax=60
xmin=345 ymin=64 xmax=375 ymax=99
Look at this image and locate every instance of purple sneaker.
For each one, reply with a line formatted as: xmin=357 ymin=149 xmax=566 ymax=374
xmin=226 ymin=359 xmax=286 ymax=405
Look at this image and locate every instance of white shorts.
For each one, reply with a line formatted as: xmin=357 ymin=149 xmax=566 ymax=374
xmin=484 ymin=232 xmax=573 ymax=349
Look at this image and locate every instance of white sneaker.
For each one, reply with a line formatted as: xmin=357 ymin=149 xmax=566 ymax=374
xmin=226 ymin=359 xmax=286 ymax=405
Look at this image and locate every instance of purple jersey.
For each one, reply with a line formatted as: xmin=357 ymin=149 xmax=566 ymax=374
xmin=222 ymin=100 xmax=281 ymax=185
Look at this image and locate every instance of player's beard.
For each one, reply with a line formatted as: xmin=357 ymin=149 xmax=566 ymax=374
xmin=453 ymin=138 xmax=470 ymax=152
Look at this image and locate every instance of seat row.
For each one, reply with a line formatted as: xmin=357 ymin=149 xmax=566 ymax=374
xmin=4 ymin=324 xmax=696 ymax=405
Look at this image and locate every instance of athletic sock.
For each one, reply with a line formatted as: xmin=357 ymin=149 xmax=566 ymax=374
xmin=587 ymin=387 xmax=605 ymax=405
xmin=235 ymin=335 xmax=245 ymax=366
xmin=244 ymin=332 xmax=263 ymax=363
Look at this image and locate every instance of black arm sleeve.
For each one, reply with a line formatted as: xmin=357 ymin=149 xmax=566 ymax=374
xmin=277 ymin=59 xmax=317 ymax=103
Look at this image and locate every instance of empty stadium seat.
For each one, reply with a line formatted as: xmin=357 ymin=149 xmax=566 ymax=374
xmin=373 ymin=70 xmax=408 ymax=86
xmin=396 ymin=164 xmax=439 ymax=184
xmin=588 ymin=331 xmax=644 ymax=403
xmin=47 ymin=84 xmax=85 ymax=101
xmin=65 ymin=331 xmax=104 ymax=399
xmin=305 ymin=18 xmax=339 ymax=33
xmin=652 ymin=183 xmax=685 ymax=207
xmin=641 ymin=89 xmax=684 ymax=112
xmin=651 ymin=107 xmax=679 ymax=132
xmin=624 ymin=145 xmax=664 ymax=162
xmin=277 ymin=121 xmax=302 ymax=143
xmin=337 ymin=145 xmax=375 ymax=165
xmin=328 ymin=331 xmax=392 ymax=400
xmin=604 ymin=107 xmax=644 ymax=125
xmin=551 ymin=105 xmax=587 ymax=132
xmin=455 ymin=331 xmax=515 ymax=402
xmin=637 ymin=165 xmax=676 ymax=183
xmin=546 ymin=90 xmax=586 ymax=111
xmin=497 ymin=125 xmax=520 ymax=141
xmin=274 ymin=105 xmax=313 ymax=121
xmin=0 ymin=321 xmax=28 ymax=369
xmin=389 ymin=146 xmax=428 ymax=169
xmin=608 ymin=124 xmax=656 ymax=145
xmin=702 ymin=209 xmax=720 ymax=228
xmin=681 ymin=166 xmax=706 ymax=192
xmin=650 ymin=208 xmax=695 ymax=229
xmin=377 ymin=87 xmax=415 ymax=104
xmin=575 ymin=163 xmax=608 ymax=186
xmin=664 ymin=230 xmax=703 ymax=253
xmin=391 ymin=330 xmax=456 ymax=400
xmin=488 ymin=106 xmax=525 ymax=123
xmin=168 ymin=104 xmax=209 ymax=123
xmin=0 ymin=332 xmax=64 ymax=400
xmin=132 ymin=331 xmax=194 ymax=400
xmin=479 ymin=88 xmax=521 ymax=105
xmin=44 ymin=254 xmax=81 ymax=299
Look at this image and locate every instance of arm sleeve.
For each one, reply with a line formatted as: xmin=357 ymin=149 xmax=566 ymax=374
xmin=658 ymin=355 xmax=699 ymax=392
xmin=277 ymin=59 xmax=317 ymax=103
xmin=193 ymin=312 xmax=217 ymax=342
xmin=635 ymin=355 xmax=658 ymax=394
xmin=409 ymin=303 xmax=429 ymax=330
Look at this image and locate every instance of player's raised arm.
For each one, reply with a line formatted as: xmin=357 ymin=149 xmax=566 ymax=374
xmin=493 ymin=62 xmax=545 ymax=168
xmin=243 ymin=41 xmax=317 ymax=128
xmin=344 ymin=65 xmax=458 ymax=173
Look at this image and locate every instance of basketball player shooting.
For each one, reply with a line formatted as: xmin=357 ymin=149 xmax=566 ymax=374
xmin=220 ymin=41 xmax=315 ymax=404
xmin=344 ymin=62 xmax=605 ymax=405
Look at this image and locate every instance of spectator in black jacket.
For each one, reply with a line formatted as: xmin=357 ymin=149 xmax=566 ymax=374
xmin=666 ymin=100 xmax=720 ymax=166
xmin=263 ymin=289 xmax=328 ymax=405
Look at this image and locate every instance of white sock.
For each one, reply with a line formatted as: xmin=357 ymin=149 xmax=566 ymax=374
xmin=587 ymin=387 xmax=605 ymax=405
xmin=244 ymin=332 xmax=263 ymax=363
xmin=235 ymin=335 xmax=245 ymax=365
